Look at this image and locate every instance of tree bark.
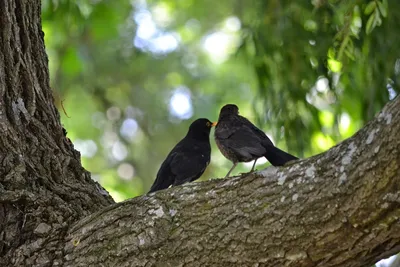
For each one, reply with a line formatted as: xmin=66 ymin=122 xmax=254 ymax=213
xmin=1 ymin=1 xmax=400 ymax=267
xmin=0 ymin=1 xmax=113 ymax=266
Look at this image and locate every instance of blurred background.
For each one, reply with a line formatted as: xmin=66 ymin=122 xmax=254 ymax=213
xmin=41 ymin=0 xmax=399 ymax=199
xmin=42 ymin=0 xmax=399 ymax=265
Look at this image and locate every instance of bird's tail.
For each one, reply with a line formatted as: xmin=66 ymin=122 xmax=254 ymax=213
xmin=263 ymin=144 xmax=298 ymax=166
xmin=148 ymin=175 xmax=172 ymax=193
xmin=148 ymin=183 xmax=161 ymax=193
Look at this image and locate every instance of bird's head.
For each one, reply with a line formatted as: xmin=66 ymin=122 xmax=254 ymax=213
xmin=187 ymin=118 xmax=215 ymax=139
xmin=217 ymin=104 xmax=239 ymax=121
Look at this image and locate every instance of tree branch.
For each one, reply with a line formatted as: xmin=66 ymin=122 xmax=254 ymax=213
xmin=63 ymin=96 xmax=400 ymax=267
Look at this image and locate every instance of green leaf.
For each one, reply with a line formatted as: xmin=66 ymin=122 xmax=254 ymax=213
xmin=382 ymin=0 xmax=388 ymax=10
xmin=344 ymin=39 xmax=355 ymax=60
xmin=375 ymin=11 xmax=383 ymax=26
xmin=328 ymin=47 xmax=336 ymax=59
xmin=365 ymin=12 xmax=376 ymax=34
xmin=344 ymin=48 xmax=355 ymax=61
xmin=377 ymin=0 xmax=387 ymax=17
xmin=327 ymin=58 xmax=343 ymax=72
xmin=364 ymin=1 xmax=376 ymax=15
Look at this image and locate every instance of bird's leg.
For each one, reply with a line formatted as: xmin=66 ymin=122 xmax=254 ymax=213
xmin=224 ymin=162 xmax=238 ymax=178
xmin=250 ymin=159 xmax=258 ymax=172
xmin=239 ymin=159 xmax=258 ymax=176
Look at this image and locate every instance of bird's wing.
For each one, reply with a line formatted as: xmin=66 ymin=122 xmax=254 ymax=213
xmin=170 ymin=143 xmax=210 ymax=185
xmin=239 ymin=116 xmax=274 ymax=146
xmin=221 ymin=127 xmax=266 ymax=158
xmin=215 ymin=124 xmax=236 ymax=139
xmin=149 ymin=151 xmax=177 ymax=193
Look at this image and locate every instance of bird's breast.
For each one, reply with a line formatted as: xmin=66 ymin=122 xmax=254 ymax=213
xmin=215 ymin=137 xmax=238 ymax=163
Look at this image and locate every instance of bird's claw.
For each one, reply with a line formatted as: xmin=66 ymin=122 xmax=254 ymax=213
xmin=240 ymin=169 xmax=257 ymax=176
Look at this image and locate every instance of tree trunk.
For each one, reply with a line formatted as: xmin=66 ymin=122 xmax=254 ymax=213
xmin=1 ymin=1 xmax=399 ymax=267
xmin=0 ymin=1 xmax=113 ymax=266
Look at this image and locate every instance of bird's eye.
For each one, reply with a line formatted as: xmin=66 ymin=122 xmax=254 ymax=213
xmin=206 ymin=122 xmax=210 ymax=127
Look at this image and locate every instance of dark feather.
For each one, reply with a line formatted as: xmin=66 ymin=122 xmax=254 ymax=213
xmin=148 ymin=118 xmax=213 ymax=193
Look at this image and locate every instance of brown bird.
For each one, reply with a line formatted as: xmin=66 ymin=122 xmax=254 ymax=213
xmin=214 ymin=104 xmax=298 ymax=178
xmin=149 ymin=118 xmax=216 ymax=193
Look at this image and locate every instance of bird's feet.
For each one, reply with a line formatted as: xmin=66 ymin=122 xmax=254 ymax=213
xmin=240 ymin=169 xmax=257 ymax=176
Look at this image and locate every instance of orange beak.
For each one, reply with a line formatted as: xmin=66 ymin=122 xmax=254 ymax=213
xmin=211 ymin=122 xmax=217 ymax=127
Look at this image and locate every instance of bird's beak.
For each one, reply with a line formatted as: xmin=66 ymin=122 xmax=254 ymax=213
xmin=211 ymin=122 xmax=217 ymax=127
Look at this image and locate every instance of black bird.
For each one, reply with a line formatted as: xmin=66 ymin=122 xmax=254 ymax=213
xmin=148 ymin=118 xmax=215 ymax=193
xmin=214 ymin=104 xmax=298 ymax=178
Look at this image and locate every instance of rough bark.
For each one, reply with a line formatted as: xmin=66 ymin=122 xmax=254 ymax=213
xmin=1 ymin=0 xmax=400 ymax=267
xmin=0 ymin=1 xmax=113 ymax=266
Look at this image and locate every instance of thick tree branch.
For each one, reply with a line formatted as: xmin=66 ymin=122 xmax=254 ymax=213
xmin=63 ymin=96 xmax=400 ymax=267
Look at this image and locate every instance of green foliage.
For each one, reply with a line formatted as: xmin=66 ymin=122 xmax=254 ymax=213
xmin=41 ymin=0 xmax=398 ymax=202
xmin=365 ymin=0 xmax=387 ymax=34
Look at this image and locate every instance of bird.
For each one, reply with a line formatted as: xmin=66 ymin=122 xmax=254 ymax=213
xmin=214 ymin=104 xmax=298 ymax=178
xmin=148 ymin=118 xmax=215 ymax=193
